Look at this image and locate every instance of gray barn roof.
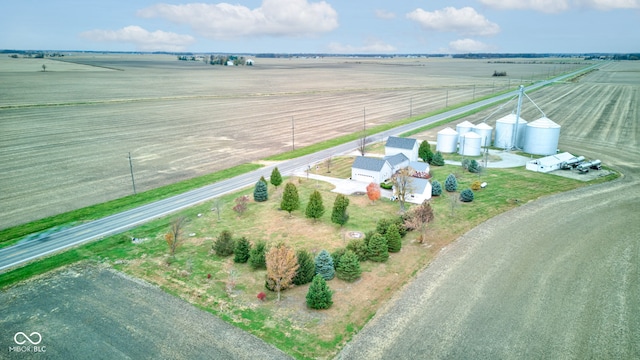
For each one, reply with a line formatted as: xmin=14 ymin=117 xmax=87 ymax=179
xmin=386 ymin=136 xmax=418 ymax=150
xmin=384 ymin=153 xmax=409 ymax=167
xmin=352 ymin=156 xmax=389 ymax=171
xmin=411 ymin=178 xmax=430 ymax=194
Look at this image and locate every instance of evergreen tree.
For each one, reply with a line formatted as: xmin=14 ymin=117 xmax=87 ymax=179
xmin=253 ymin=179 xmax=268 ymax=202
xmin=460 ymin=188 xmax=475 ymax=202
xmin=280 ymin=183 xmax=300 ymax=216
xmin=431 ymin=180 xmax=443 ymax=196
xmin=468 ymin=159 xmax=480 ymax=173
xmin=270 ymin=167 xmax=282 ymax=188
xmin=445 ymin=173 xmax=458 ymax=192
xmin=213 ymin=230 xmax=235 ymax=257
xmin=331 ymin=248 xmax=347 ymax=270
xmin=431 ymin=151 xmax=445 ymax=166
xmin=418 ymin=140 xmax=433 ymax=163
xmin=233 ymin=237 xmax=251 ymax=263
xmin=336 ymin=250 xmax=362 ymax=282
xmin=386 ymin=224 xmax=402 ymax=253
xmin=367 ymin=233 xmax=389 ymax=262
xmin=306 ymin=274 xmax=333 ymax=310
xmin=292 ymin=249 xmax=315 ymax=285
xmin=331 ymin=194 xmax=350 ymax=227
xmin=305 ymin=190 xmax=325 ymax=221
xmin=314 ymin=249 xmax=335 ymax=280
xmin=346 ymin=239 xmax=369 ymax=262
xmin=249 ymin=240 xmax=267 ymax=270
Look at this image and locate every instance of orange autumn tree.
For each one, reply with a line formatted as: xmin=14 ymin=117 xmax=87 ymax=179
xmin=366 ymin=182 xmax=381 ymax=203
xmin=265 ymin=243 xmax=299 ymax=301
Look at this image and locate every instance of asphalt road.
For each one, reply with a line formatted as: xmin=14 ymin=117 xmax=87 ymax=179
xmin=338 ymin=69 xmax=640 ymax=359
xmin=0 ymin=66 xmax=596 ymax=272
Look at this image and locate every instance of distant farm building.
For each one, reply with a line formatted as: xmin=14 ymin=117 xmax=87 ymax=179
xmin=526 ymin=152 xmax=575 ymax=173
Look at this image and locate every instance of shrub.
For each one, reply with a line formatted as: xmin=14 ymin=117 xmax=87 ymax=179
xmin=386 ymin=224 xmax=402 ymax=253
xmin=363 ymin=230 xmax=375 ymax=248
xmin=336 ymin=250 xmax=361 ymax=282
xmin=233 ymin=237 xmax=251 ymax=263
xmin=213 ymin=230 xmax=235 ymax=257
xmin=460 ymin=188 xmax=474 ymax=202
xmin=419 ymin=140 xmax=433 ymax=163
xmin=380 ymin=182 xmax=393 ymax=190
xmin=468 ymin=159 xmax=480 ymax=173
xmin=331 ymin=194 xmax=350 ymax=226
xmin=346 ymin=239 xmax=368 ymax=261
xmin=306 ymin=274 xmax=333 ymax=309
xmin=281 ymin=182 xmax=300 ymax=216
xmin=431 ymin=180 xmax=443 ymax=196
xmin=253 ymin=179 xmax=268 ymax=202
xmin=257 ymin=292 xmax=266 ymax=301
xmin=367 ymin=233 xmax=389 ymax=262
xmin=471 ymin=180 xmax=482 ymax=191
xmin=293 ymin=249 xmax=315 ymax=285
xmin=431 ymin=151 xmax=445 ymax=166
xmin=331 ymin=248 xmax=347 ymax=270
xmin=270 ymin=167 xmax=282 ymax=188
xmin=315 ymin=250 xmax=335 ymax=280
xmin=461 ymin=158 xmax=470 ymax=170
xmin=305 ymin=190 xmax=325 ymax=221
xmin=249 ymin=240 xmax=267 ymax=270
xmin=376 ymin=217 xmax=407 ymax=238
xmin=445 ymin=173 xmax=458 ymax=192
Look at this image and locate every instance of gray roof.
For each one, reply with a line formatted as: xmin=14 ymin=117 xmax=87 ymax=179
xmin=411 ymin=178 xmax=430 ymax=194
xmin=409 ymin=161 xmax=429 ymax=172
xmin=385 ymin=136 xmax=418 ymax=150
xmin=384 ymin=153 xmax=409 ymax=167
xmin=352 ymin=156 xmax=389 ymax=172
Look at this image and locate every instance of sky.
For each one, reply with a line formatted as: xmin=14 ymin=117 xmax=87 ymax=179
xmin=1 ymin=0 xmax=638 ymax=54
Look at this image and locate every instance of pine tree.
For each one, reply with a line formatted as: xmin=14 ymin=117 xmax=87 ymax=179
xmin=445 ymin=173 xmax=458 ymax=192
xmin=253 ymin=179 xmax=268 ymax=202
xmin=249 ymin=240 xmax=267 ymax=270
xmin=468 ymin=159 xmax=480 ymax=173
xmin=431 ymin=180 xmax=443 ymax=196
xmin=336 ymin=250 xmax=361 ymax=282
xmin=233 ymin=237 xmax=251 ymax=263
xmin=419 ymin=140 xmax=433 ymax=163
xmin=280 ymin=182 xmax=300 ymax=217
xmin=305 ymin=190 xmax=325 ymax=221
xmin=315 ymin=249 xmax=335 ymax=280
xmin=331 ymin=194 xmax=350 ymax=227
xmin=213 ymin=230 xmax=235 ymax=257
xmin=293 ymin=249 xmax=315 ymax=285
xmin=306 ymin=274 xmax=333 ymax=310
xmin=367 ymin=233 xmax=389 ymax=262
xmin=331 ymin=248 xmax=346 ymax=270
xmin=431 ymin=151 xmax=445 ymax=166
xmin=270 ymin=167 xmax=282 ymax=188
xmin=460 ymin=188 xmax=475 ymax=202
xmin=346 ymin=239 xmax=369 ymax=262
xmin=386 ymin=224 xmax=402 ymax=253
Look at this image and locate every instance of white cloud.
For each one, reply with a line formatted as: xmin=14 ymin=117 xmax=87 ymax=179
xmin=479 ymin=0 xmax=640 ymax=13
xmin=81 ymin=26 xmax=195 ymax=51
xmin=406 ymin=7 xmax=500 ymax=36
xmin=327 ymin=39 xmax=397 ymax=53
xmin=448 ymin=38 xmax=496 ymax=53
xmin=375 ymin=9 xmax=396 ymax=19
xmin=137 ymin=0 xmax=338 ymax=39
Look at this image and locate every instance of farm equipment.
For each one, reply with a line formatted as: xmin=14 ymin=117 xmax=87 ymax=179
xmin=576 ymin=159 xmax=602 ymax=173
xmin=560 ymin=156 xmax=585 ymax=169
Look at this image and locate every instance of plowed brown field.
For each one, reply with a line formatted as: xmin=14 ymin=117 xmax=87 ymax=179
xmin=0 ymin=55 xmax=582 ymax=229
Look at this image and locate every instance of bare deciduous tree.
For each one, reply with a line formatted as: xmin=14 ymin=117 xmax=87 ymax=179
xmin=266 ymin=243 xmax=299 ymax=301
xmin=392 ymin=168 xmax=414 ymax=212
xmin=165 ymin=216 xmax=187 ymax=257
xmin=404 ymin=200 xmax=435 ymax=243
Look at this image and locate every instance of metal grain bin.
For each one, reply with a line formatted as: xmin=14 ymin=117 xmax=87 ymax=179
xmin=458 ymin=132 xmax=482 ymax=156
xmin=523 ymin=117 xmax=561 ymax=155
xmin=494 ymin=113 xmax=528 ymax=149
xmin=436 ymin=127 xmax=458 ymax=153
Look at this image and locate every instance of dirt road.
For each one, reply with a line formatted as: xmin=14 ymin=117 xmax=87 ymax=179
xmin=0 ymin=264 xmax=292 ymax=359
xmin=339 ymin=62 xmax=640 ymax=359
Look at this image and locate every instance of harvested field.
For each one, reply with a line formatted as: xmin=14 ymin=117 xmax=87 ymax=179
xmin=0 ymin=55 xmax=583 ymax=229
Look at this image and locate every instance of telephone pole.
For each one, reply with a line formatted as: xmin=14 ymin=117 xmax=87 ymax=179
xmin=128 ymin=152 xmax=137 ymax=195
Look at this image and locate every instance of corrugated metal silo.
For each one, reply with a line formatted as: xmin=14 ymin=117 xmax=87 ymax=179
xmin=458 ymin=132 xmax=482 ymax=156
xmin=473 ymin=122 xmax=493 ymax=147
xmin=494 ymin=113 xmax=528 ymax=149
xmin=523 ymin=117 xmax=561 ymax=155
xmin=456 ymin=121 xmax=475 ymax=138
xmin=436 ymin=127 xmax=458 ymax=153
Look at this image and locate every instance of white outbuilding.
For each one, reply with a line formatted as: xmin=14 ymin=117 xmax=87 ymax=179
xmin=385 ymin=136 xmax=419 ymax=162
xmin=351 ymin=156 xmax=393 ymax=183
xmin=526 ymin=152 xmax=575 ymax=173
xmin=405 ymin=178 xmax=432 ymax=204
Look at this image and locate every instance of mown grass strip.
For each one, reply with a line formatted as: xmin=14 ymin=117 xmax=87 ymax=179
xmin=0 ymin=163 xmax=262 ymax=246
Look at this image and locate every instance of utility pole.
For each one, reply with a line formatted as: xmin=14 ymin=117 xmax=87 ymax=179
xmin=410 ymin=97 xmax=412 ymax=118
xmin=291 ymin=116 xmax=295 ymax=151
xmin=445 ymin=90 xmax=449 ymax=108
xmin=128 ymin=152 xmax=137 ymax=195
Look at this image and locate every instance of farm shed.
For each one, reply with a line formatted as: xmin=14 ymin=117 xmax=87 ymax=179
xmin=405 ymin=178 xmax=432 ymax=204
xmin=408 ymin=161 xmax=430 ymax=174
xmin=352 ymin=156 xmax=393 ymax=184
xmin=526 ymin=152 xmax=575 ymax=173
xmin=246 ymin=59 xmax=254 ymax=65
xmin=384 ymin=153 xmax=410 ymax=173
xmin=385 ymin=136 xmax=419 ymax=162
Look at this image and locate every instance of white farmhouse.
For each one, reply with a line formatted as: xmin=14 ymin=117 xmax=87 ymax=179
xmin=385 ymin=136 xmax=419 ymax=162
xmin=351 ymin=156 xmax=393 ymax=184
xmin=526 ymin=152 xmax=575 ymax=173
